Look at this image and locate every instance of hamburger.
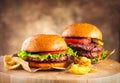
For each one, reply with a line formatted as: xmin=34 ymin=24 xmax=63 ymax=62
xmin=62 ymin=23 xmax=108 ymax=63
xmin=17 ymin=34 xmax=76 ymax=68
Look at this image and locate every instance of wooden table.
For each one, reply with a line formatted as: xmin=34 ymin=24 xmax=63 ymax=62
xmin=0 ymin=56 xmax=120 ymax=83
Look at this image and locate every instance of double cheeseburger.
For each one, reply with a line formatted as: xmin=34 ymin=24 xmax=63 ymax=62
xmin=17 ymin=34 xmax=76 ymax=68
xmin=62 ymin=23 xmax=108 ymax=63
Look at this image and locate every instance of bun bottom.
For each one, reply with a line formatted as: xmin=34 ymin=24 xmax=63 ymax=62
xmin=29 ymin=61 xmax=66 ymax=68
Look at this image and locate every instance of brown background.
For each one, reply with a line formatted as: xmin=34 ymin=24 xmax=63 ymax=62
xmin=0 ymin=0 xmax=120 ymax=62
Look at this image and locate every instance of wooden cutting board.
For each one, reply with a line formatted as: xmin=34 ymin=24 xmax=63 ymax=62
xmin=0 ymin=56 xmax=120 ymax=83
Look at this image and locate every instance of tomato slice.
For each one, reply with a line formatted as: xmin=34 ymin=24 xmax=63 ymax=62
xmin=39 ymin=50 xmax=66 ymax=55
xmin=65 ymin=38 xmax=91 ymax=44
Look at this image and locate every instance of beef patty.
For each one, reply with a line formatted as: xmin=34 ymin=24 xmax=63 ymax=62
xmin=67 ymin=43 xmax=103 ymax=58
xmin=28 ymin=55 xmax=68 ymax=63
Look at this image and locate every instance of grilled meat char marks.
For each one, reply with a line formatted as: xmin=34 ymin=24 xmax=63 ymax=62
xmin=28 ymin=55 xmax=68 ymax=63
xmin=67 ymin=43 xmax=103 ymax=58
xmin=68 ymin=43 xmax=103 ymax=52
xmin=77 ymin=50 xmax=102 ymax=58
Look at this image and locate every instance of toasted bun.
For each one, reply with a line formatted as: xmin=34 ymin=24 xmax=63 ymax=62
xmin=21 ymin=34 xmax=67 ymax=52
xmin=62 ymin=23 xmax=102 ymax=40
xmin=29 ymin=61 xmax=66 ymax=68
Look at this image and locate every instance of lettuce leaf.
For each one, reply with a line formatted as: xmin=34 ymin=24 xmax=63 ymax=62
xmin=101 ymin=50 xmax=108 ymax=59
xmin=17 ymin=47 xmax=77 ymax=61
xmin=18 ymin=50 xmax=30 ymax=58
xmin=91 ymin=58 xmax=99 ymax=62
xmin=67 ymin=47 xmax=78 ymax=57
xmin=18 ymin=51 xmax=66 ymax=61
xmin=91 ymin=50 xmax=108 ymax=62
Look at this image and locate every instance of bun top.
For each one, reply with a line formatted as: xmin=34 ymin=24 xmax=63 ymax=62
xmin=21 ymin=34 xmax=67 ymax=52
xmin=62 ymin=23 xmax=102 ymax=40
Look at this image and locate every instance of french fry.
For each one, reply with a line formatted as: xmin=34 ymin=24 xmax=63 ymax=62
xmin=68 ymin=64 xmax=91 ymax=75
xmin=4 ymin=55 xmax=20 ymax=69
xmin=72 ymin=57 xmax=91 ymax=67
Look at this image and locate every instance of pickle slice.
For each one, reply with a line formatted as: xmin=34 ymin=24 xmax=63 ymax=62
xmin=92 ymin=39 xmax=104 ymax=45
